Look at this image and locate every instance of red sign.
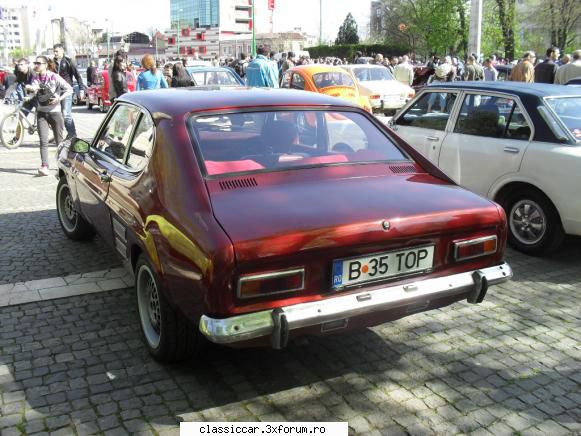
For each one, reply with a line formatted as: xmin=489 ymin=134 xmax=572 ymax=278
xmin=268 ymin=0 xmax=275 ymax=10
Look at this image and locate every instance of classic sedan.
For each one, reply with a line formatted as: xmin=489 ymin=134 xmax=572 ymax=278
xmin=341 ymin=64 xmax=415 ymax=114
xmin=56 ymin=88 xmax=512 ymax=363
xmin=281 ymin=64 xmax=372 ymax=112
xmin=391 ymin=81 xmax=581 ymax=255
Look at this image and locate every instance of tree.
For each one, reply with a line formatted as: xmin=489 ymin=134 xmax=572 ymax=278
xmin=543 ymin=0 xmax=581 ymax=51
xmin=9 ymin=48 xmax=33 ymax=59
xmin=336 ymin=13 xmax=360 ymax=45
xmin=495 ymin=0 xmax=516 ymax=60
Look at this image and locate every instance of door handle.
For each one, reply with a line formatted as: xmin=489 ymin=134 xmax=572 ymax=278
xmin=100 ymin=171 xmax=112 ymax=182
xmin=503 ymin=146 xmax=520 ymax=154
xmin=426 ymin=136 xmax=440 ymax=141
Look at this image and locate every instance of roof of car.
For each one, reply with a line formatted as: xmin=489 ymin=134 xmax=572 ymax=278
xmin=289 ymin=64 xmax=355 ymax=75
xmin=117 ymin=87 xmax=361 ymax=114
xmin=426 ymin=81 xmax=581 ymax=98
xmin=342 ymin=64 xmax=387 ymax=69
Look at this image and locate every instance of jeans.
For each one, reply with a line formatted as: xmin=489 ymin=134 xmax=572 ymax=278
xmin=37 ymin=111 xmax=64 ymax=167
xmin=60 ymin=94 xmax=76 ymax=137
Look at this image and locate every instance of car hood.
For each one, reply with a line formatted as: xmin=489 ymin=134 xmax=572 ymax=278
xmin=357 ymin=80 xmax=411 ymax=96
xmin=207 ymin=168 xmax=501 ymax=263
xmin=317 ymin=86 xmax=360 ymax=104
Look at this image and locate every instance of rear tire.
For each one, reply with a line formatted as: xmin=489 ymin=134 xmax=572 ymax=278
xmin=0 ymin=113 xmax=24 ymax=149
xmin=502 ymin=188 xmax=564 ymax=255
xmin=135 ymin=255 xmax=200 ymax=363
xmin=56 ymin=178 xmax=95 ymax=241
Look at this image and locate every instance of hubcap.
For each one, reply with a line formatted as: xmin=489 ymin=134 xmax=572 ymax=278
xmin=57 ymin=183 xmax=78 ymax=232
xmin=509 ymin=199 xmax=546 ymax=245
xmin=137 ymin=265 xmax=161 ymax=349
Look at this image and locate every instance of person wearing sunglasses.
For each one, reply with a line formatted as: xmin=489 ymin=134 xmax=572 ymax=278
xmin=27 ymin=56 xmax=73 ymax=176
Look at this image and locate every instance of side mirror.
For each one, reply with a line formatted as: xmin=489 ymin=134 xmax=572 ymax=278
xmin=70 ymin=138 xmax=90 ymax=154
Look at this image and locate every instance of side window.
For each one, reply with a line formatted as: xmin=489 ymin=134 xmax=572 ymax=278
xmin=127 ymin=113 xmax=155 ymax=169
xmin=506 ymin=105 xmax=531 ymax=140
xmin=455 ymin=94 xmax=508 ymax=138
xmin=396 ymin=92 xmax=457 ymax=131
xmin=454 ymin=94 xmax=529 ymax=139
xmin=94 ymin=105 xmax=141 ymax=162
xmin=326 ymin=113 xmax=369 ymax=152
xmin=291 ymin=73 xmax=305 ymax=90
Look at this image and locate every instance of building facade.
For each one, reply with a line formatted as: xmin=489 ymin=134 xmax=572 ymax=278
xmin=0 ymin=5 xmax=31 ymax=61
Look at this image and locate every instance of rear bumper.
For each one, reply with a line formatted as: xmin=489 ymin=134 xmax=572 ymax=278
xmin=199 ymin=262 xmax=512 ymax=348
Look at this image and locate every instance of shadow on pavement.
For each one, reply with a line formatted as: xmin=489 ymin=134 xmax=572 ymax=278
xmin=0 ymin=209 xmax=121 ymax=284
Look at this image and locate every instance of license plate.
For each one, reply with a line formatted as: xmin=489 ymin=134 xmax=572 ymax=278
xmin=332 ymin=245 xmax=434 ymax=288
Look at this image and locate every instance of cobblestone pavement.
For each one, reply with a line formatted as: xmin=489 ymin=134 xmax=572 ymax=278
xmin=0 ymin=107 xmax=118 ymax=285
xmin=0 ymin=107 xmax=580 ymax=435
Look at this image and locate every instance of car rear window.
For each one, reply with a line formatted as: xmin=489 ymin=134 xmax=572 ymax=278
xmin=352 ymin=67 xmax=394 ymax=81
xmin=191 ymin=70 xmax=239 ymax=86
xmin=189 ymin=110 xmax=409 ymax=176
xmin=545 ymin=97 xmax=581 ymax=141
xmin=313 ymin=72 xmax=355 ymax=89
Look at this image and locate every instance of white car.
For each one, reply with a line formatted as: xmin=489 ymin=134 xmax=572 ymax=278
xmin=391 ymin=81 xmax=581 ymax=255
xmin=342 ymin=64 xmax=415 ymax=114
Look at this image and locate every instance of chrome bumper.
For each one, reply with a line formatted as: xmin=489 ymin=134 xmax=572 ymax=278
xmin=199 ymin=262 xmax=512 ymax=348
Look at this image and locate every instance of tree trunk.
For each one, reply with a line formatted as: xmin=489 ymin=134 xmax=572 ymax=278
xmin=549 ymin=1 xmax=557 ymax=46
xmin=496 ymin=0 xmax=515 ymax=60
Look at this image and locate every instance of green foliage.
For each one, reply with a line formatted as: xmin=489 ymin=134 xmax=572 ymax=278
xmin=308 ymin=44 xmax=408 ymax=60
xmin=9 ymin=47 xmax=33 ymax=59
xmin=481 ymin=0 xmax=505 ymax=57
xmin=336 ymin=13 xmax=360 ymax=45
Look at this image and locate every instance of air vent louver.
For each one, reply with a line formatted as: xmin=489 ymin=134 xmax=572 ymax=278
xmin=389 ymin=164 xmax=418 ymax=174
xmin=219 ymin=177 xmax=258 ymax=191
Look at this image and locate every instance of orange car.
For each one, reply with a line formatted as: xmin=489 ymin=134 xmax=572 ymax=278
xmin=281 ymin=65 xmax=371 ymax=112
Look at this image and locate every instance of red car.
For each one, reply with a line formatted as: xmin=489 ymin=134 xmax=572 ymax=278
xmin=56 ymin=88 xmax=512 ymax=363
xmin=86 ymin=70 xmax=111 ymax=112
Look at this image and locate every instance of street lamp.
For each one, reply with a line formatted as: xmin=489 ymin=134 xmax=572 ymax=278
xmin=177 ymin=8 xmax=182 ymax=59
xmin=251 ymin=0 xmax=256 ymax=56
xmin=105 ymin=18 xmax=110 ymax=63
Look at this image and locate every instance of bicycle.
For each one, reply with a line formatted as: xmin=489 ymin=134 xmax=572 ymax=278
xmin=0 ymin=97 xmax=37 ymax=149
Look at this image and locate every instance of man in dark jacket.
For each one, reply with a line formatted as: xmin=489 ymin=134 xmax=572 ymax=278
xmin=86 ymin=60 xmax=97 ymax=86
xmin=535 ymin=46 xmax=560 ymax=84
xmin=53 ymin=43 xmax=85 ymax=138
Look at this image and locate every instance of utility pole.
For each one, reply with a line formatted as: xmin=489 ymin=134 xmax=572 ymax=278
xmin=251 ymin=0 xmax=256 ymax=57
xmin=319 ymin=0 xmax=322 ymax=45
xmin=177 ymin=8 xmax=182 ymax=59
xmin=468 ymin=0 xmax=482 ymax=59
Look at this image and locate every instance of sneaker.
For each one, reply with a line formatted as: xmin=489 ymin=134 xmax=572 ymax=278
xmin=38 ymin=166 xmax=50 ymax=176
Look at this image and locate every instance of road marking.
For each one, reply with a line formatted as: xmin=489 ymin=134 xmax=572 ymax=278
xmin=0 ymin=267 xmax=133 ymax=308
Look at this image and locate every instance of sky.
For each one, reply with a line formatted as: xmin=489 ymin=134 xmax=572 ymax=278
xmin=20 ymin=0 xmax=371 ymax=42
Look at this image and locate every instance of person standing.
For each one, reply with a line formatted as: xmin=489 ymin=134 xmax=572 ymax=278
xmin=393 ymin=55 xmax=414 ymax=86
xmin=483 ymin=58 xmax=498 ymax=81
xmin=171 ymin=62 xmax=193 ymax=87
xmin=28 ymin=56 xmax=72 ymax=176
xmin=464 ymin=55 xmax=484 ymax=81
xmin=13 ymin=58 xmax=33 ymax=103
xmin=53 ymin=43 xmax=84 ymax=139
xmin=86 ymin=60 xmax=97 ymax=86
xmin=110 ymin=56 xmax=128 ymax=101
xmin=554 ymin=50 xmax=581 ymax=84
xmin=137 ymin=54 xmax=169 ymax=90
xmin=246 ymin=45 xmax=279 ymax=88
xmin=535 ymin=47 xmax=560 ymax=83
xmin=510 ymin=52 xmax=536 ymax=83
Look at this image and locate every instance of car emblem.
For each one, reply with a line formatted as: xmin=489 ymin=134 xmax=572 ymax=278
xmin=381 ymin=220 xmax=390 ymax=231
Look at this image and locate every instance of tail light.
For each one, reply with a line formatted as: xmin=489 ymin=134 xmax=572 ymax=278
xmin=408 ymin=90 xmax=416 ymax=99
xmin=237 ymin=268 xmax=305 ymax=299
xmin=453 ymin=236 xmax=497 ymax=261
xmin=370 ymin=94 xmax=381 ymax=100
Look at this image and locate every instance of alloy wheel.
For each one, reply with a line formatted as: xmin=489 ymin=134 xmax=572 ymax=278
xmin=57 ymin=183 xmax=78 ymax=233
xmin=509 ymin=199 xmax=547 ymax=246
xmin=137 ymin=265 xmax=162 ymax=349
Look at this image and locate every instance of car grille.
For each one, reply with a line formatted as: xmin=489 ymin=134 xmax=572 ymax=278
xmin=388 ymin=164 xmax=418 ymax=174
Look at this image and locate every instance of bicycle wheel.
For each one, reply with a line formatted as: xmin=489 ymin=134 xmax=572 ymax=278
xmin=0 ymin=113 xmax=24 ymax=149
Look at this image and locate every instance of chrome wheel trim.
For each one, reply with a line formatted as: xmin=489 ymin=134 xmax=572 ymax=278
xmin=509 ymin=199 xmax=547 ymax=245
xmin=137 ymin=265 xmax=162 ymax=349
xmin=57 ymin=182 xmax=78 ymax=233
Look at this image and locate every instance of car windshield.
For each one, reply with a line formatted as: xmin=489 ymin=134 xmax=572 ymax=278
xmin=313 ymin=72 xmax=355 ymax=89
xmin=545 ymin=97 xmax=581 ymax=141
xmin=351 ymin=67 xmax=394 ymax=82
xmin=189 ymin=110 xmax=409 ymax=176
xmin=191 ymin=70 xmax=239 ymax=85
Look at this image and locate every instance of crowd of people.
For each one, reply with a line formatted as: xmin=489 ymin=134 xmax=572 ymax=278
xmin=3 ymin=41 xmax=580 ymax=176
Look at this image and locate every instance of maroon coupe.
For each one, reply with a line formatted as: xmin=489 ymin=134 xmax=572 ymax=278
xmin=56 ymin=87 xmax=512 ymax=363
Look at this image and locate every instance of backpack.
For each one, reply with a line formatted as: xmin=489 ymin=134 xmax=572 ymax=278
xmin=234 ymin=60 xmax=247 ymax=78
